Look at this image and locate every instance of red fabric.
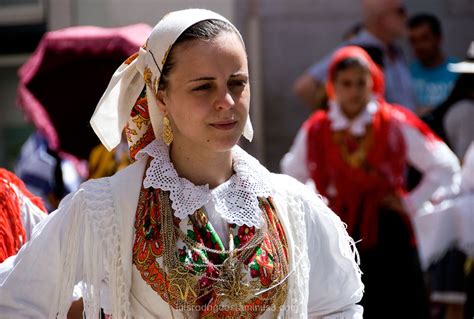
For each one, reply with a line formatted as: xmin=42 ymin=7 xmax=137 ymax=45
xmin=304 ymin=45 xmax=440 ymax=249
xmin=306 ymin=102 xmax=407 ymax=248
xmin=325 ymin=46 xmax=385 ymax=100
xmin=0 ymin=169 xmax=47 ymax=262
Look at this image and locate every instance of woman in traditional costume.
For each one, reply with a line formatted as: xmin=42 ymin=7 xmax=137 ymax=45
xmin=281 ymin=46 xmax=461 ymax=319
xmin=0 ymin=9 xmax=363 ymax=318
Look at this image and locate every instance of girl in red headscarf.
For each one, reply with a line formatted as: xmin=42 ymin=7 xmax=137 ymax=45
xmin=282 ymin=46 xmax=461 ymax=319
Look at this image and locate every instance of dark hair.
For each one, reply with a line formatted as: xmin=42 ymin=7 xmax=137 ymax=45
xmin=342 ymin=22 xmax=363 ymax=41
xmin=332 ymin=57 xmax=370 ymax=79
xmin=358 ymin=45 xmax=384 ymax=69
xmin=408 ymin=13 xmax=442 ymax=37
xmin=158 ymin=19 xmax=238 ymax=90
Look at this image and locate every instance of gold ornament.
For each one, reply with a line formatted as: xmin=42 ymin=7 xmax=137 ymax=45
xmin=162 ymin=116 xmax=173 ymax=146
xmin=158 ymin=190 xmax=289 ymax=315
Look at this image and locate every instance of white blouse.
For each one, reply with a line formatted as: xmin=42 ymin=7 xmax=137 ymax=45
xmin=0 ymin=141 xmax=363 ymax=318
xmin=280 ymin=101 xmax=461 ymax=216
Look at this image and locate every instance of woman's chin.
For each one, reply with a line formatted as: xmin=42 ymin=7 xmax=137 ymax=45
xmin=206 ymin=135 xmax=243 ymax=152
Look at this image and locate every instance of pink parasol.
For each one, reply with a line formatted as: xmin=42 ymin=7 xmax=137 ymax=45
xmin=17 ymin=23 xmax=151 ymax=160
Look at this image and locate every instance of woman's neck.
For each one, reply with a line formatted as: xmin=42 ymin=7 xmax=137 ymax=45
xmin=169 ymin=141 xmax=233 ymax=189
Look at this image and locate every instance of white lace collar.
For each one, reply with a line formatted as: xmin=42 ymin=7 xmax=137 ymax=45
xmin=136 ymin=140 xmax=272 ymax=228
xmin=328 ymin=99 xmax=379 ymax=136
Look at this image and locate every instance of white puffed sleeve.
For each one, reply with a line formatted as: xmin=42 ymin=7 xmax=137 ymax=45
xmin=401 ymin=123 xmax=461 ymax=213
xmin=280 ymin=127 xmax=311 ymax=184
xmin=303 ymin=193 xmax=364 ymax=318
xmin=0 ymin=189 xmax=86 ymax=318
xmin=0 ymin=177 xmax=116 ymax=319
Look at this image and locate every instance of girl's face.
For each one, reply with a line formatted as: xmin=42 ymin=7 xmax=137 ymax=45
xmin=157 ymin=31 xmax=249 ymax=153
xmin=333 ymin=65 xmax=373 ymax=119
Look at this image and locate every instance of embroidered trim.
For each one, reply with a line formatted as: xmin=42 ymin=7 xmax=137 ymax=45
xmin=136 ymin=140 xmax=272 ymax=228
xmin=132 ymin=185 xmax=289 ymax=318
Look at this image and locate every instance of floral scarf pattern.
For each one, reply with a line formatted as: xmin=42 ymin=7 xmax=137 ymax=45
xmin=132 ymin=185 xmax=289 ymax=318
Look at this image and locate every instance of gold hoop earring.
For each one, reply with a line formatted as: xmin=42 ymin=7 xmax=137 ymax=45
xmin=162 ymin=116 xmax=174 ymax=146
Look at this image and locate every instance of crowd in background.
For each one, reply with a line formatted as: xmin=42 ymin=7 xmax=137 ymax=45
xmin=288 ymin=1 xmax=473 ymax=318
xmin=0 ymin=0 xmax=472 ymax=318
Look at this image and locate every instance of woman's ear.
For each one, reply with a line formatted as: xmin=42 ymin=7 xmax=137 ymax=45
xmin=155 ymin=89 xmax=167 ymax=113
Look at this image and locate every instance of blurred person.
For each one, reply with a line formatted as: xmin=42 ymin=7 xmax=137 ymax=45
xmin=15 ymin=132 xmax=82 ymax=211
xmin=88 ymin=134 xmax=131 ymax=179
xmin=421 ymin=41 xmax=474 ymax=152
xmin=293 ymin=0 xmax=415 ymax=111
xmin=304 ymin=21 xmax=382 ymax=112
xmin=443 ymin=41 xmax=474 ymax=159
xmin=0 ymin=9 xmax=364 ymax=318
xmin=408 ymin=13 xmax=459 ymax=115
xmin=414 ymin=140 xmax=474 ymax=319
xmin=343 ymin=22 xmax=363 ymax=41
xmin=282 ymin=46 xmax=461 ymax=318
xmin=412 ymin=43 xmax=474 ymax=319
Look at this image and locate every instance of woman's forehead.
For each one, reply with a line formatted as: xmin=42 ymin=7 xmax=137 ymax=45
xmin=171 ymin=33 xmax=247 ymax=75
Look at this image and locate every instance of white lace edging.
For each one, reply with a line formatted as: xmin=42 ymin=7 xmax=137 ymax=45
xmin=136 ymin=140 xmax=272 ymax=228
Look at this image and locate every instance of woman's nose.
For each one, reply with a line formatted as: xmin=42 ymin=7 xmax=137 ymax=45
xmin=215 ymin=89 xmax=235 ymax=110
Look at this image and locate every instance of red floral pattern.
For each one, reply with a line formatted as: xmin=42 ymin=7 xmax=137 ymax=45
xmin=132 ymin=185 xmax=289 ymax=318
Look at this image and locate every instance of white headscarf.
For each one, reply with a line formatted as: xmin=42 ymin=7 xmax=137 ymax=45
xmin=90 ymin=8 xmax=253 ymax=153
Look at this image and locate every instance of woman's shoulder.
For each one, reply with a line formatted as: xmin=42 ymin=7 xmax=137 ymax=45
xmin=65 ymin=156 xmax=146 ymax=212
xmin=269 ymin=172 xmax=320 ymax=203
xmin=269 ymin=172 xmax=303 ymax=189
xmin=82 ymin=156 xmax=147 ymax=190
xmin=303 ymin=109 xmax=329 ymax=130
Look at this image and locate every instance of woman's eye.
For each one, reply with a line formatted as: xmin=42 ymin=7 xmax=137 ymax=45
xmin=229 ymin=80 xmax=247 ymax=88
xmin=192 ymin=83 xmax=211 ymax=91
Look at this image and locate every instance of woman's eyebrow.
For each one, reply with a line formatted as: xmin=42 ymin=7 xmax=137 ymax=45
xmin=188 ymin=76 xmax=215 ymax=83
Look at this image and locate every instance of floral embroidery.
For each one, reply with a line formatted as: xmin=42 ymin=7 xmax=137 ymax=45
xmin=132 ymin=183 xmax=289 ymax=318
xmin=126 ymin=88 xmax=156 ymax=160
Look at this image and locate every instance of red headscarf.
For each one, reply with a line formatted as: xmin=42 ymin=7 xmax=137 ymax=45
xmin=325 ymin=45 xmax=385 ymax=100
xmin=0 ymin=168 xmax=47 ymax=262
xmin=305 ymin=46 xmax=437 ymax=249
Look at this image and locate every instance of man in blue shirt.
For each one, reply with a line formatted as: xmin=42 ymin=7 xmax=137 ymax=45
xmin=293 ymin=0 xmax=416 ymax=111
xmin=408 ymin=13 xmax=459 ymax=115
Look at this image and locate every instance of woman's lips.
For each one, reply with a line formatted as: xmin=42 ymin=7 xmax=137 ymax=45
xmin=210 ymin=120 xmax=237 ymax=130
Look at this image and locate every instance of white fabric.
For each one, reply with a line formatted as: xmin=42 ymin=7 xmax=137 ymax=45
xmin=138 ymin=140 xmax=270 ymax=228
xmin=280 ymin=103 xmax=461 ymax=216
xmin=414 ymin=141 xmax=474 ymax=268
xmin=448 ymin=61 xmax=474 ymax=73
xmin=413 ymin=195 xmax=474 ymax=269
xmin=0 ymin=148 xmax=363 ymax=318
xmin=18 ymin=191 xmax=47 ymax=242
xmin=90 ymin=8 xmax=253 ymax=152
xmin=401 ymin=125 xmax=460 ymax=212
xmin=461 ymin=141 xmax=474 ymax=193
xmin=328 ymin=99 xmax=378 ymax=136
xmin=448 ymin=41 xmax=474 ymax=74
xmin=443 ymin=99 xmax=474 ymax=159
